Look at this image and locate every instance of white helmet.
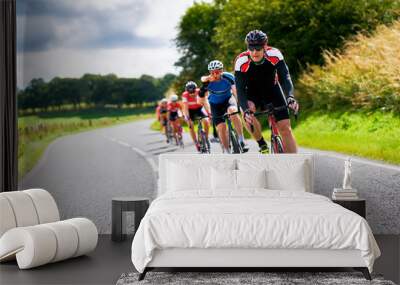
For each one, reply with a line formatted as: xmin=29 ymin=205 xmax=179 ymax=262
xmin=208 ymin=60 xmax=223 ymax=71
xmin=160 ymin=98 xmax=167 ymax=104
xmin=170 ymin=94 xmax=178 ymax=102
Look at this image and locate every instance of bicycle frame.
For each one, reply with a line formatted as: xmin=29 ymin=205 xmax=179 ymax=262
xmin=253 ymin=104 xmax=288 ymax=153
xmin=217 ymin=111 xmax=243 ymax=154
xmin=194 ymin=116 xmax=210 ymax=153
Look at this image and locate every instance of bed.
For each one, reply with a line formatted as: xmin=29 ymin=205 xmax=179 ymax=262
xmin=131 ymin=154 xmax=380 ymax=280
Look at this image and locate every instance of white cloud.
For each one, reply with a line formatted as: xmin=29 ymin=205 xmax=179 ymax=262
xmin=17 ymin=0 xmax=213 ymax=88
xmin=135 ymin=0 xmax=194 ymax=41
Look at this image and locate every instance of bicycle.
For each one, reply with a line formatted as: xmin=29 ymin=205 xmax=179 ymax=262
xmin=193 ymin=116 xmax=211 ymax=153
xmin=250 ymin=104 xmax=297 ymax=154
xmin=174 ymin=124 xmax=184 ymax=148
xmin=164 ymin=119 xmax=174 ymax=144
xmin=215 ymin=111 xmax=244 ymax=154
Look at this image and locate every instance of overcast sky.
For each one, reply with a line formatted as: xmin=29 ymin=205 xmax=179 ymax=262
xmin=17 ymin=0 xmax=205 ymax=88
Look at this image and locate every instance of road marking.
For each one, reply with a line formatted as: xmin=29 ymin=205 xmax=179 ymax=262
xmin=103 ymin=135 xmax=159 ymax=176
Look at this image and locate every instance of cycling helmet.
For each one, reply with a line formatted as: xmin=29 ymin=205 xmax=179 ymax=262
xmin=160 ymin=98 xmax=168 ymax=104
xmin=208 ymin=60 xmax=223 ymax=71
xmin=185 ymin=81 xmax=197 ymax=92
xmin=245 ymin=30 xmax=268 ymax=46
xmin=170 ymin=94 xmax=178 ymax=102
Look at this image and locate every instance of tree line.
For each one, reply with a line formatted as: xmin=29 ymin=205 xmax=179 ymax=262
xmin=18 ymin=73 xmax=176 ymax=112
xmin=173 ymin=0 xmax=400 ymax=93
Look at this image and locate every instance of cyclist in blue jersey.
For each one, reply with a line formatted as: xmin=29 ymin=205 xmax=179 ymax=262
xmin=199 ymin=60 xmax=249 ymax=153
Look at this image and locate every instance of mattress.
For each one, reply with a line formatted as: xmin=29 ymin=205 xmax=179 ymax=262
xmin=131 ymin=190 xmax=380 ymax=273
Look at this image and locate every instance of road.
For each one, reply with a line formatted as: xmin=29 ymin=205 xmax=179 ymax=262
xmin=20 ymin=118 xmax=400 ymax=234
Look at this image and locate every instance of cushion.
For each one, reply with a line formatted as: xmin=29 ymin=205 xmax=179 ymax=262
xmin=1 ymin=192 xmax=39 ymax=227
xmin=0 ymin=196 xmax=16 ymax=237
xmin=236 ymin=169 xmax=267 ymax=189
xmin=166 ymin=159 xmax=235 ymax=192
xmin=211 ymin=168 xmax=236 ymax=191
xmin=237 ymin=157 xmax=311 ymax=192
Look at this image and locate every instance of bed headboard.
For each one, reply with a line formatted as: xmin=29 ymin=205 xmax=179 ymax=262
xmin=158 ymin=153 xmax=315 ymax=196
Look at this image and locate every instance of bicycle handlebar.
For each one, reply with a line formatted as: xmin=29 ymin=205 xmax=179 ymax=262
xmin=248 ymin=104 xmax=298 ymax=133
xmin=214 ymin=111 xmax=241 ymax=120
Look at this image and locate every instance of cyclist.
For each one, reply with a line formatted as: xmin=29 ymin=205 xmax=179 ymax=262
xmin=156 ymin=98 xmax=169 ymax=142
xmin=234 ymin=30 xmax=299 ymax=153
xmin=167 ymin=94 xmax=184 ymax=145
xmin=182 ymin=81 xmax=210 ymax=152
xmin=199 ymin=60 xmax=249 ymax=153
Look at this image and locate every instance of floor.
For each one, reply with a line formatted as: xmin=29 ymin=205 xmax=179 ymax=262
xmin=0 ymin=235 xmax=398 ymax=285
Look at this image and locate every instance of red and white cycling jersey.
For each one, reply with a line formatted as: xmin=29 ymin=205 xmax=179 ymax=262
xmin=182 ymin=88 xmax=203 ymax=110
xmin=167 ymin=101 xmax=182 ymax=113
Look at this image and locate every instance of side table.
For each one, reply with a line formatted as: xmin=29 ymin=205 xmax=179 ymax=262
xmin=112 ymin=196 xmax=150 ymax=242
xmin=332 ymin=198 xmax=366 ymax=218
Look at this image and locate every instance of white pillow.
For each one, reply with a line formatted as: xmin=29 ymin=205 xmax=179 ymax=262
xmin=236 ymin=169 xmax=267 ymax=189
xmin=167 ymin=159 xmax=236 ymax=192
xmin=237 ymin=158 xmax=310 ymax=192
xmin=211 ymin=168 xmax=236 ymax=191
xmin=167 ymin=162 xmax=209 ymax=191
xmin=266 ymin=162 xmax=307 ymax=191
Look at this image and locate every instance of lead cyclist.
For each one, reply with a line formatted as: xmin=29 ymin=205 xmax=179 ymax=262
xmin=234 ymin=30 xmax=299 ymax=153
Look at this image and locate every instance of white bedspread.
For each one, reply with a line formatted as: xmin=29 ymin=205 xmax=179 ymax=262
xmin=131 ymin=190 xmax=380 ymax=273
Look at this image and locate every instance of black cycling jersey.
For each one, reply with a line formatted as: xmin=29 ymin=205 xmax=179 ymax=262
xmin=234 ymin=47 xmax=294 ymax=113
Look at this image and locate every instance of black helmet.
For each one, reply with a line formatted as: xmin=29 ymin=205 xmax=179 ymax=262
xmin=245 ymin=30 xmax=268 ymax=46
xmin=185 ymin=81 xmax=197 ymax=92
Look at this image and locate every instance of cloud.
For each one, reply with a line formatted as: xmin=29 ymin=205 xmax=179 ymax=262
xmin=17 ymin=0 xmax=151 ymax=51
xmin=16 ymin=0 xmax=213 ymax=88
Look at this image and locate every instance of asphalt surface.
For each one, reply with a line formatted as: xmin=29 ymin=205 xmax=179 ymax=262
xmin=20 ymin=118 xmax=400 ymax=234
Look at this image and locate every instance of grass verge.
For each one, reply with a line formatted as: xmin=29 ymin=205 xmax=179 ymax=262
xmin=277 ymin=110 xmax=400 ymax=164
xmin=18 ymin=107 xmax=154 ymax=178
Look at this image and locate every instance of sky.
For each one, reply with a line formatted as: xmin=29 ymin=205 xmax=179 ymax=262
xmin=16 ymin=0 xmax=206 ymax=88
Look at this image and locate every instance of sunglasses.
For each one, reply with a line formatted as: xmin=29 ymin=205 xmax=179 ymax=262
xmin=210 ymin=69 xmax=222 ymax=74
xmin=248 ymin=45 xmax=264 ymax=52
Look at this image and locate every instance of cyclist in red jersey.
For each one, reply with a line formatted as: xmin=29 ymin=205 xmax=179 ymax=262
xmin=182 ymin=81 xmax=210 ymax=152
xmin=167 ymin=94 xmax=184 ymax=145
xmin=156 ymin=98 xmax=169 ymax=142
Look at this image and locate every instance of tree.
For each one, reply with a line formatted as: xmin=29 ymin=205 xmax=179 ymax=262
xmin=214 ymin=0 xmax=400 ymax=76
xmin=174 ymin=2 xmax=222 ymax=92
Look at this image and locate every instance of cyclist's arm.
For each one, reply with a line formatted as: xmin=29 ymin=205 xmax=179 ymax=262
xmin=156 ymin=107 xmax=160 ymax=121
xmin=182 ymin=101 xmax=189 ymax=119
xmin=234 ymin=70 xmax=249 ymax=112
xmin=276 ymin=59 xmax=294 ymax=99
xmin=231 ymin=85 xmax=238 ymax=102
xmin=198 ymin=93 xmax=211 ymax=114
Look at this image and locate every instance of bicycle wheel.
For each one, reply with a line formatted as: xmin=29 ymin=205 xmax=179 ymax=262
xmin=197 ymin=124 xmax=204 ymax=153
xmin=201 ymin=131 xmax=210 ymax=153
xmin=229 ymin=129 xmax=242 ymax=154
xmin=179 ymin=133 xmax=184 ymax=148
xmin=271 ymin=135 xmax=285 ymax=153
xmin=166 ymin=124 xmax=173 ymax=143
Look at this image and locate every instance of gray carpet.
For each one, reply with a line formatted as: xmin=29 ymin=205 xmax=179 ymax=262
xmin=116 ymin=272 xmax=396 ymax=285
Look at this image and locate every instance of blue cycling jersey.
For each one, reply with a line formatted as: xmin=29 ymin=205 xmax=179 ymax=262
xmin=206 ymin=72 xmax=235 ymax=105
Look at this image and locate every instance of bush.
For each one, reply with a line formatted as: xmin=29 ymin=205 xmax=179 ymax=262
xmin=297 ymin=21 xmax=400 ymax=112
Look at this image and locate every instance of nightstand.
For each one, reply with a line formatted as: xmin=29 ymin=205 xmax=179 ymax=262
xmin=332 ymin=199 xmax=366 ymax=218
xmin=112 ymin=196 xmax=150 ymax=242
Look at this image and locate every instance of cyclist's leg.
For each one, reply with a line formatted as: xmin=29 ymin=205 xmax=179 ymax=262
xmin=243 ymin=100 xmax=263 ymax=140
xmin=210 ymin=102 xmax=229 ymax=152
xmin=199 ymin=107 xmax=210 ymax=139
xmin=170 ymin=112 xmax=179 ymax=135
xmin=227 ymin=97 xmax=245 ymax=142
xmin=272 ymin=85 xmax=298 ymax=153
xmin=187 ymin=109 xmax=199 ymax=150
xmin=276 ymin=119 xmax=297 ymax=153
